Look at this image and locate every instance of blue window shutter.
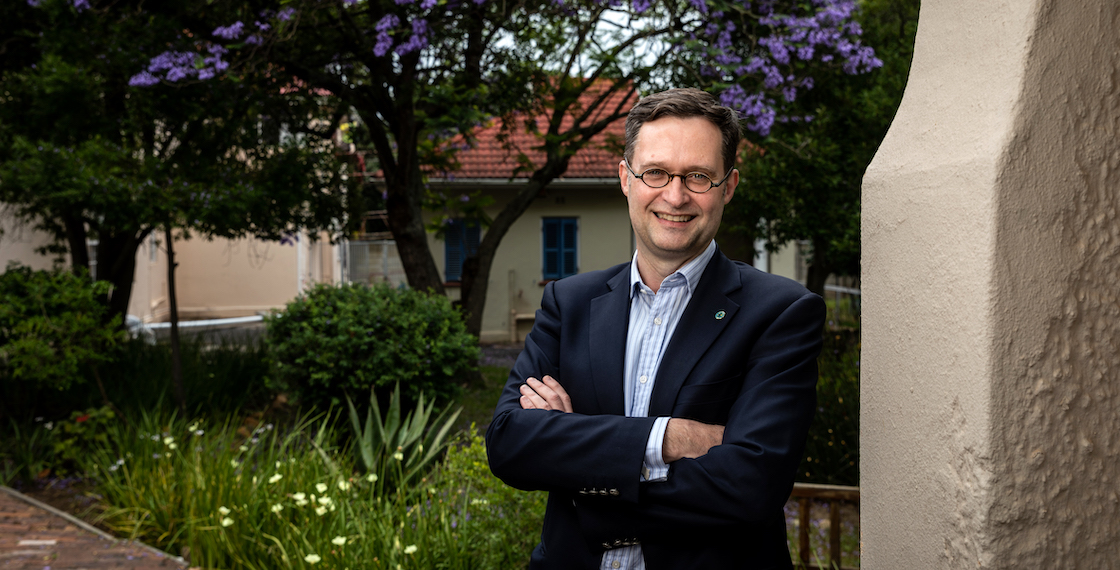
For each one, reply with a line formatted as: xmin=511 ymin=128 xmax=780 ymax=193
xmin=445 ymin=220 xmax=480 ymax=282
xmin=542 ymin=218 xmax=578 ymax=280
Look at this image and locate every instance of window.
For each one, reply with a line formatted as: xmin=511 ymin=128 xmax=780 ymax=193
xmin=444 ymin=219 xmax=480 ymax=282
xmin=542 ymin=217 xmax=578 ymax=280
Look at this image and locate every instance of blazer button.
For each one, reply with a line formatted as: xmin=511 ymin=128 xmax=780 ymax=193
xmin=609 ymin=489 xmax=619 ymax=496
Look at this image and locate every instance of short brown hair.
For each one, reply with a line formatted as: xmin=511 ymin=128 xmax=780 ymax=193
xmin=624 ymin=88 xmax=742 ymax=173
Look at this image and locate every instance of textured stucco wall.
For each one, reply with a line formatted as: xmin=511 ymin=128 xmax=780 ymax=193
xmin=863 ymin=0 xmax=1120 ymax=567
xmin=988 ymin=0 xmax=1120 ymax=564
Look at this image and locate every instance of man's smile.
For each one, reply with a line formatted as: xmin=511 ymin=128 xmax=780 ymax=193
xmin=655 ymin=212 xmax=695 ymax=223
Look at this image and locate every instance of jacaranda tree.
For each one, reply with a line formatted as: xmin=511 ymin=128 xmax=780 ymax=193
xmin=131 ymin=0 xmax=877 ymax=336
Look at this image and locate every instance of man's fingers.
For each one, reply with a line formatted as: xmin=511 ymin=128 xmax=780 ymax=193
xmin=519 ymin=376 xmax=573 ymax=413
xmin=519 ymin=380 xmax=548 ymax=409
xmin=539 ymin=375 xmax=573 ymax=413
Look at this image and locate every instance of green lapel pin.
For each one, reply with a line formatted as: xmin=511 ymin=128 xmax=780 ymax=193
xmin=715 ymin=310 xmax=726 ymax=320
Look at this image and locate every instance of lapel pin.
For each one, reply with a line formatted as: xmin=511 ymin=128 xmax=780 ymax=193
xmin=715 ymin=310 xmax=726 ymax=320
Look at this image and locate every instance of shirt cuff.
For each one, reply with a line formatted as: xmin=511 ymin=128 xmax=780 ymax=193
xmin=642 ymin=416 xmax=671 ymax=482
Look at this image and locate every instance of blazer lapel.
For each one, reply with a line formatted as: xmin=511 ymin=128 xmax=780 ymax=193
xmin=588 ymin=266 xmax=631 ymax=415
xmin=648 ymin=252 xmax=742 ymax=417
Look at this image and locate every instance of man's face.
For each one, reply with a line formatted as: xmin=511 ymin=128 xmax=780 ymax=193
xmin=620 ymin=116 xmax=737 ymax=272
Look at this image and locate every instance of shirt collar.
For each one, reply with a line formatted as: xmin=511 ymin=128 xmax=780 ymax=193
xmin=629 ymin=240 xmax=717 ymax=299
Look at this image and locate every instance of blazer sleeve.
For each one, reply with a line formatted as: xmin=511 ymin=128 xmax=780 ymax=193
xmin=573 ymin=292 xmax=825 ymax=542
xmin=486 ymin=279 xmax=658 ymax=504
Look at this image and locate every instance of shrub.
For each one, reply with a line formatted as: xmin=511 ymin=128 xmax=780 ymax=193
xmin=797 ymin=330 xmax=859 ymax=486
xmin=264 ymin=283 xmax=478 ymax=409
xmin=0 ymin=263 xmax=123 ymax=392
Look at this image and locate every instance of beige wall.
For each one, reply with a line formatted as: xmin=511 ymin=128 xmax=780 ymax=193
xmin=862 ymin=0 xmax=1120 ymax=567
xmin=0 ymin=211 xmax=63 ymax=271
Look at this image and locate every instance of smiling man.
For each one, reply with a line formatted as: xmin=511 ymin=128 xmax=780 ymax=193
xmin=486 ymin=88 xmax=825 ymax=570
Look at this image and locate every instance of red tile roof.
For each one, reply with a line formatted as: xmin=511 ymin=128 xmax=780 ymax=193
xmin=442 ymin=83 xmax=637 ymax=180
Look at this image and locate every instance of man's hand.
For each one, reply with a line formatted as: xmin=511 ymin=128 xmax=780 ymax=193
xmin=662 ymin=418 xmax=724 ymax=463
xmin=519 ymin=375 xmax=574 ymax=413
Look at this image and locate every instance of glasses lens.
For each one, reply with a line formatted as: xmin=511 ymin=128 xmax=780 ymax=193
xmin=684 ymin=173 xmax=713 ymax=193
xmin=642 ymin=169 xmax=669 ymax=187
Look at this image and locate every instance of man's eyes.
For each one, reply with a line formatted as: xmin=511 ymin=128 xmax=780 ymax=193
xmin=686 ymin=173 xmax=711 ymax=182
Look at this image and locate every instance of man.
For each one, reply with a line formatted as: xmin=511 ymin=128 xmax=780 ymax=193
xmin=486 ymin=88 xmax=825 ymax=569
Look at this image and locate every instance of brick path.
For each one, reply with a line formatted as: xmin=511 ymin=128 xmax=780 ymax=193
xmin=0 ymin=487 xmax=187 ymax=570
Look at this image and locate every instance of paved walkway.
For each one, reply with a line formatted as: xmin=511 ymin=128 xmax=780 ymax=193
xmin=0 ymin=487 xmax=187 ymax=570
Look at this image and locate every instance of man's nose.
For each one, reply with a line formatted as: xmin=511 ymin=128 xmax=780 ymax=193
xmin=661 ymin=176 xmax=691 ymax=207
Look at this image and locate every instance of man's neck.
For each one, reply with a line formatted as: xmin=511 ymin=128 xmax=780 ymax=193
xmin=634 ymin=249 xmax=701 ymax=293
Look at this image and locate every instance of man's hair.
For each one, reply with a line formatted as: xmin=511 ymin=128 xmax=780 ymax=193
xmin=624 ymin=88 xmax=742 ymax=173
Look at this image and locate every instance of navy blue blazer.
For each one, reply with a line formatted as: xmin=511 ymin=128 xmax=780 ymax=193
xmin=486 ymin=249 xmax=825 ymax=569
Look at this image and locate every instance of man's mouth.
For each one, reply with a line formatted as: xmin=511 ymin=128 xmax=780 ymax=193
xmin=656 ymin=213 xmax=695 ymax=223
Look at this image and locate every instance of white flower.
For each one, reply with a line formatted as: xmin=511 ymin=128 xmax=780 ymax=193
xmin=163 ymin=436 xmax=175 ymax=445
xmin=318 ymin=496 xmax=332 ymax=506
xmin=167 ymin=443 xmax=178 ymax=450
xmin=194 ymin=429 xmax=204 ymax=436
xmin=315 ymin=506 xmax=328 ymax=516
xmin=331 ymin=536 xmax=347 ymax=546
xmin=252 ymin=476 xmax=258 ymax=485
xmin=315 ymin=483 xmax=328 ymax=494
xmin=403 ymin=544 xmax=418 ymax=554
xmin=44 ymin=422 xmax=54 ymax=431
xmin=230 ymin=459 xmax=240 ymax=468
xmin=270 ymin=503 xmax=283 ymax=513
xmin=337 ymin=480 xmax=351 ymax=492
xmin=275 ymin=461 xmax=283 ymax=469
xmin=304 ymin=554 xmax=321 ymax=564
xmin=470 ymin=498 xmax=490 ymax=506
xmin=392 ymin=451 xmax=404 ymax=461
xmin=239 ymin=445 xmax=249 ymax=452
xmin=268 ymin=473 xmax=283 ymax=484
xmin=365 ymin=473 xmax=378 ymax=483
xmin=220 ymin=517 xmax=234 ymax=527
xmin=218 ymin=506 xmax=231 ymax=516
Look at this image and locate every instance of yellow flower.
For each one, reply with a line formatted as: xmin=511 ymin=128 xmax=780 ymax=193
xmin=218 ymin=506 xmax=231 ymax=516
xmin=315 ymin=483 xmax=328 ymax=494
xmin=331 ymin=536 xmax=347 ymax=546
xmin=304 ymin=554 xmax=321 ymax=564
xmin=220 ymin=517 xmax=234 ymax=527
xmin=403 ymin=545 xmax=417 ymax=554
xmin=239 ymin=445 xmax=249 ymax=452
xmin=268 ymin=473 xmax=283 ymax=484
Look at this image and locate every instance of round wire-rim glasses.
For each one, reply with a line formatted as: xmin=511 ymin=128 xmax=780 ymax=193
xmin=623 ymin=159 xmax=734 ymax=194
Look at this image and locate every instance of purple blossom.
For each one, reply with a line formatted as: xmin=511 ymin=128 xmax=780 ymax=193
xmin=375 ymin=14 xmax=400 ymax=33
xmin=374 ymin=32 xmax=393 ymax=57
xmin=245 ymin=34 xmax=262 ymax=45
xmin=421 ymin=0 xmax=438 ymax=8
xmin=72 ymin=0 xmax=90 ymax=11
xmin=213 ymin=21 xmax=245 ymax=40
xmin=128 ymin=71 xmax=159 ymax=87
xmin=26 ymin=0 xmax=42 ymax=6
xmin=277 ymin=7 xmax=296 ymax=21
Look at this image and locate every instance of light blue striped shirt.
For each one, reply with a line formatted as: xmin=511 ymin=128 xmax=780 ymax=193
xmin=600 ymin=240 xmax=718 ymax=570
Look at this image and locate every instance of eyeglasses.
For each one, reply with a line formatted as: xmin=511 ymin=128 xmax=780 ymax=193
xmin=623 ymin=159 xmax=734 ymax=194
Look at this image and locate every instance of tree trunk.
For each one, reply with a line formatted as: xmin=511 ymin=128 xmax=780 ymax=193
xmin=384 ymin=178 xmax=445 ymax=295
xmin=96 ymin=232 xmax=144 ymax=327
xmin=165 ymin=227 xmax=187 ymax=415
xmin=804 ymin=259 xmax=832 ymax=298
xmin=62 ymin=214 xmax=90 ymax=276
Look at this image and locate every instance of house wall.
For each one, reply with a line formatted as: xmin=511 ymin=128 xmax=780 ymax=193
xmin=431 ymin=182 xmax=633 ymax=344
xmin=0 ymin=212 xmax=63 ymax=271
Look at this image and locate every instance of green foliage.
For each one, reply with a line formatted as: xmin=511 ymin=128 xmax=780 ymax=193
xmin=0 ymin=264 xmax=123 ymax=391
xmin=265 ymin=283 xmax=479 ymax=409
xmin=797 ymin=330 xmax=860 ymax=486
xmin=79 ymin=411 xmax=546 ymax=569
xmin=48 ymin=405 xmax=117 ymax=476
xmin=346 ymin=383 xmax=461 ymax=489
xmin=724 ymin=0 xmax=921 ymax=290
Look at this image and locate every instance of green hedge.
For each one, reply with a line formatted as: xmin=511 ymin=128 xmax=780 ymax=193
xmin=264 ymin=283 xmax=478 ymax=410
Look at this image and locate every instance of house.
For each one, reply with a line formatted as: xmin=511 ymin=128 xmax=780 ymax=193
xmin=1 ymin=90 xmax=804 ymax=343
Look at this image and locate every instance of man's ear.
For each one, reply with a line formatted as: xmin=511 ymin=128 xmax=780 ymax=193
xmin=722 ymin=169 xmax=738 ymax=205
xmin=619 ymin=160 xmax=631 ymax=198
